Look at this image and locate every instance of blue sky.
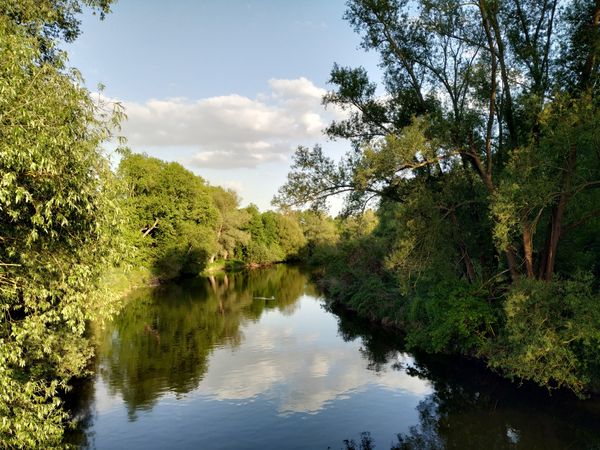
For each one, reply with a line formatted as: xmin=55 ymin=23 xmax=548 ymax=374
xmin=68 ymin=0 xmax=381 ymax=211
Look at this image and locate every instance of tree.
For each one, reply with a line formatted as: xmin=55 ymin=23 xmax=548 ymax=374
xmin=209 ymin=187 xmax=251 ymax=261
xmin=276 ymin=0 xmax=600 ymax=393
xmin=272 ymin=213 xmax=307 ymax=260
xmin=119 ymin=153 xmax=220 ymax=279
xmin=277 ymin=0 xmax=600 ymax=283
xmin=0 ymin=2 xmax=122 ymax=445
xmin=1 ymin=0 xmax=113 ymax=61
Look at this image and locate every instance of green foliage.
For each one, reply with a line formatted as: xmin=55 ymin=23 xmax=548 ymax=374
xmin=295 ymin=211 xmax=339 ymax=260
xmin=232 ymin=206 xmax=308 ymax=265
xmin=405 ymin=282 xmax=498 ymax=354
xmin=315 ymin=231 xmax=401 ymax=323
xmin=277 ymin=0 xmax=600 ymax=394
xmin=338 ymin=209 xmax=378 ymax=240
xmin=210 ymin=187 xmax=251 ymax=260
xmin=1 ymin=0 xmax=114 ymax=62
xmin=1 ymin=2 xmax=598 ymax=446
xmin=0 ymin=9 xmax=123 ymax=446
xmin=271 ymin=213 xmax=306 ymax=259
xmin=492 ymin=94 xmax=600 ymax=276
xmin=118 ymin=153 xmax=219 ymax=280
xmin=118 ymin=155 xmax=317 ymax=274
xmin=488 ymin=275 xmax=600 ymax=395
xmin=239 ymin=204 xmax=279 ymax=263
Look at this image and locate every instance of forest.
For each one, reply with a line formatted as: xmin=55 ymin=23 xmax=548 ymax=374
xmin=0 ymin=0 xmax=599 ymax=448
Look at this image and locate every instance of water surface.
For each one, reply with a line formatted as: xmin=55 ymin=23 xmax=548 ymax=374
xmin=68 ymin=265 xmax=600 ymax=449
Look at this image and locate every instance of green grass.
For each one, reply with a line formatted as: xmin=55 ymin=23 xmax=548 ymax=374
xmin=100 ymin=265 xmax=157 ymax=298
xmin=202 ymin=259 xmax=247 ymax=275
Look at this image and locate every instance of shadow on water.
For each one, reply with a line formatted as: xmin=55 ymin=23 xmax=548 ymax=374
xmin=330 ymin=305 xmax=600 ymax=450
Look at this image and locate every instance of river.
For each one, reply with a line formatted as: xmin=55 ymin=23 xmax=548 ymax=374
xmin=66 ymin=265 xmax=600 ymax=449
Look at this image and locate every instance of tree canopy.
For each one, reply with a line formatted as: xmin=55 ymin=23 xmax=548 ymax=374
xmin=277 ymin=0 xmax=600 ymax=283
xmin=276 ymin=0 xmax=600 ymax=394
xmin=0 ymin=1 xmax=122 ymax=446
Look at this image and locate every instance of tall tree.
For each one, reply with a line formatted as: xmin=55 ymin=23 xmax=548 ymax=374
xmin=209 ymin=187 xmax=251 ymax=262
xmin=119 ymin=153 xmax=220 ymax=279
xmin=277 ymin=0 xmax=600 ymax=283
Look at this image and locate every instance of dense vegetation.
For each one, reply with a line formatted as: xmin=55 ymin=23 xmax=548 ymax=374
xmin=0 ymin=3 xmax=331 ymax=447
xmin=116 ymin=151 xmax=335 ymax=280
xmin=0 ymin=1 xmax=126 ymax=446
xmin=276 ymin=0 xmax=600 ymax=396
xmin=1 ymin=0 xmax=599 ymax=446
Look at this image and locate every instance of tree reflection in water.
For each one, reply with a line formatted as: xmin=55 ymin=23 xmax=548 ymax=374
xmin=333 ymin=307 xmax=600 ymax=450
xmin=66 ymin=266 xmax=600 ymax=449
xmin=97 ymin=265 xmax=308 ymax=420
xmin=65 ymin=265 xmax=309 ymax=448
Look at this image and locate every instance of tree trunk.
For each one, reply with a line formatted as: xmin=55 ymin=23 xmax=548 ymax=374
xmin=466 ymin=139 xmax=520 ymax=281
xmin=208 ymin=275 xmax=217 ymax=293
xmin=479 ymin=0 xmax=518 ymax=148
xmin=449 ymin=210 xmax=477 ymax=283
xmin=538 ymin=3 xmax=599 ymax=280
xmin=523 ymin=226 xmax=534 ymax=278
xmin=542 ymin=143 xmax=577 ymax=280
xmin=580 ymin=1 xmax=600 ymax=91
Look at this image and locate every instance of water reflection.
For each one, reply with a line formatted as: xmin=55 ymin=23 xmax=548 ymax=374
xmin=393 ymin=358 xmax=600 ymax=449
xmin=66 ymin=265 xmax=600 ymax=449
xmin=96 ymin=265 xmax=307 ymax=419
xmin=193 ymin=313 xmax=430 ymax=414
xmin=333 ymin=308 xmax=600 ymax=450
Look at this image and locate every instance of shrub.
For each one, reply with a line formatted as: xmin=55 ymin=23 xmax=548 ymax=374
xmin=405 ymin=282 xmax=498 ymax=354
xmin=487 ymin=274 xmax=600 ymax=395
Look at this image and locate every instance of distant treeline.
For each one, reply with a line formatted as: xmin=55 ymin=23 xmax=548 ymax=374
xmin=117 ymin=151 xmax=340 ymax=280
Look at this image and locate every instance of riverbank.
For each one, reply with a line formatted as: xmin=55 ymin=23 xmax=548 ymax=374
xmin=100 ymin=259 xmax=288 ymax=303
xmin=313 ymin=264 xmax=600 ymax=399
xmin=202 ymin=258 xmax=291 ymax=275
xmin=101 ymin=266 xmax=160 ymax=297
xmin=65 ymin=265 xmax=600 ymax=449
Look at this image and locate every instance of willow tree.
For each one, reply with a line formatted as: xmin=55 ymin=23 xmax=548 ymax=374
xmin=0 ymin=1 xmax=122 ymax=446
xmin=209 ymin=187 xmax=251 ymax=262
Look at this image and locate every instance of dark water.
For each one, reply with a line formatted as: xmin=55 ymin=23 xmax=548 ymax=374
xmin=67 ymin=265 xmax=600 ymax=449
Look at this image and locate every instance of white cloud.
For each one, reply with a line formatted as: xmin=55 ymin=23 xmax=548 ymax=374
xmin=193 ymin=299 xmax=432 ymax=414
xmin=219 ymin=180 xmax=244 ymax=194
xmin=112 ymin=77 xmax=346 ymax=169
xmin=269 ymin=77 xmax=325 ymax=102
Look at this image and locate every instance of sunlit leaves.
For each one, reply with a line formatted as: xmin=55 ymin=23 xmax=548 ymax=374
xmin=0 ymin=6 xmax=121 ymax=446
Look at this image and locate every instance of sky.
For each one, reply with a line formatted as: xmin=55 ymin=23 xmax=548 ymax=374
xmin=67 ymin=0 xmax=382 ymax=211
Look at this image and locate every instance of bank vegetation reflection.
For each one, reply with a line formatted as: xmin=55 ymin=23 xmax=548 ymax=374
xmin=96 ymin=265 xmax=308 ymax=418
xmin=69 ymin=266 xmax=600 ymax=449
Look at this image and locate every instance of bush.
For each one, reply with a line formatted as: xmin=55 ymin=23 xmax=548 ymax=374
xmin=316 ymin=235 xmax=403 ymax=323
xmin=405 ymin=281 xmax=498 ymax=354
xmin=487 ymin=274 xmax=600 ymax=395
